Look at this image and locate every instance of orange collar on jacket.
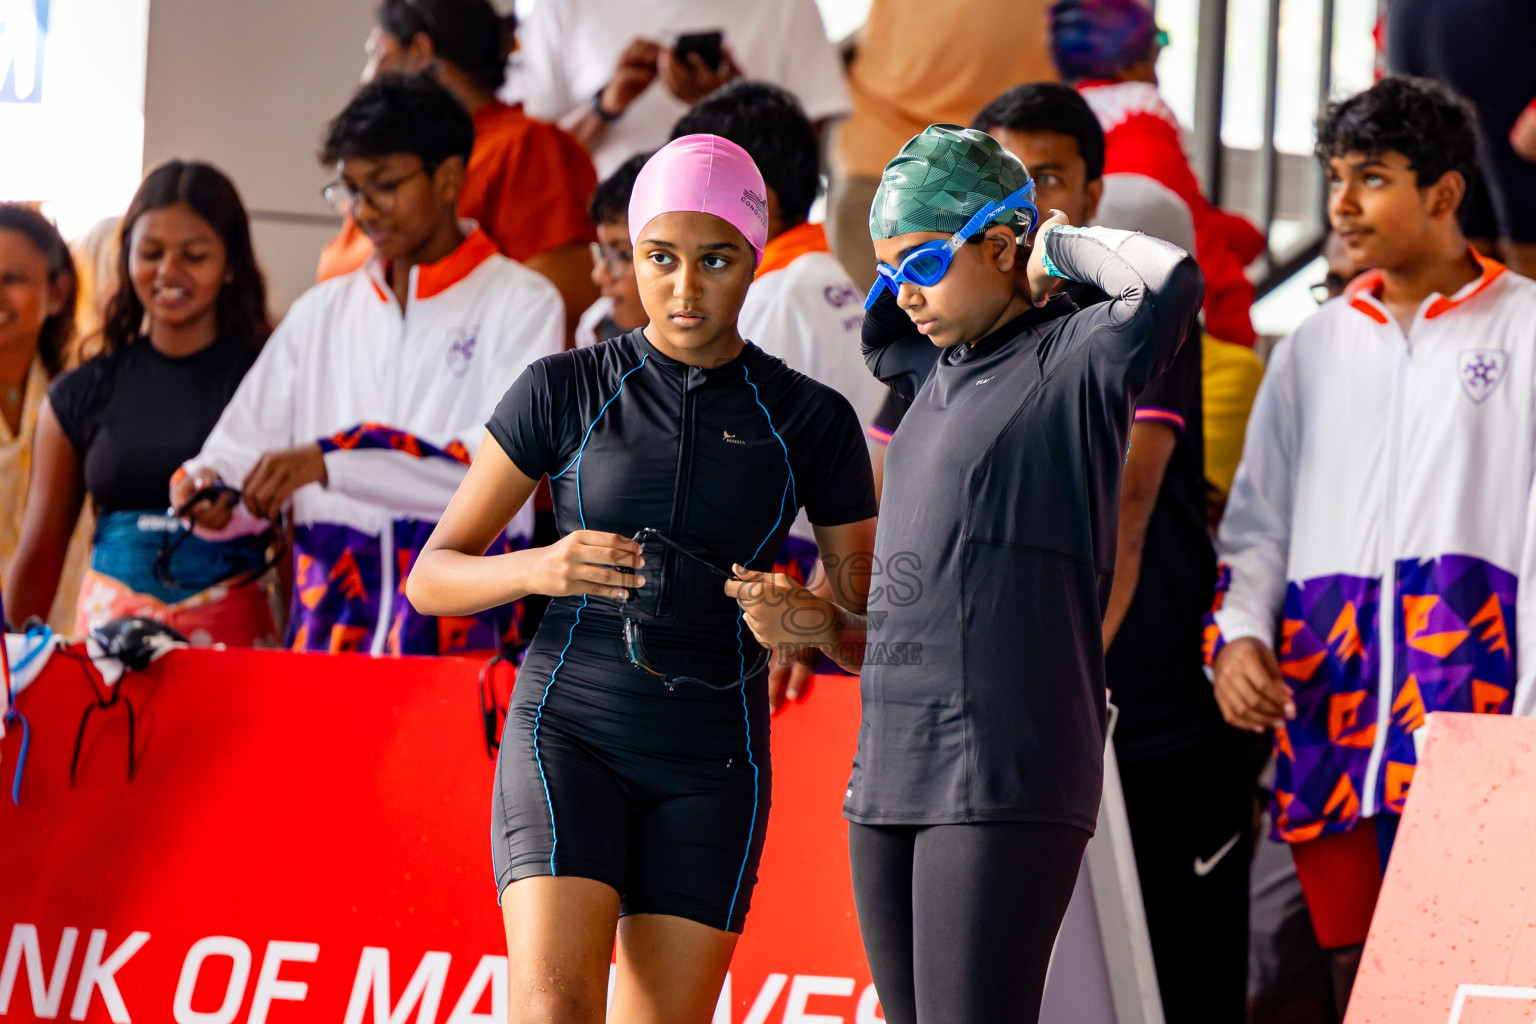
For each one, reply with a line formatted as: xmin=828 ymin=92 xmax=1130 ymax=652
xmin=755 ymin=221 xmax=830 ymax=279
xmin=365 ymin=225 xmax=499 ymax=304
xmin=1345 ymin=247 xmax=1507 ymax=325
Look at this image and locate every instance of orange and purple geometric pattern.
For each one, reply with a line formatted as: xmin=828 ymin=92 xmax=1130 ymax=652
xmin=1381 ymin=555 xmax=1515 ymax=812
xmin=288 ymin=520 xmax=520 ymax=657
xmin=317 ymin=423 xmax=473 ymax=466
xmin=1202 ymin=563 xmax=1233 ymax=667
xmin=1269 ymin=572 xmax=1381 ymax=843
xmin=1206 ymin=555 xmax=1516 ymax=842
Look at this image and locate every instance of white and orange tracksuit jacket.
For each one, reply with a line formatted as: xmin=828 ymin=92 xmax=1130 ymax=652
xmin=1207 ymin=252 xmax=1536 ymax=842
xmin=183 ymin=227 xmax=562 ymax=656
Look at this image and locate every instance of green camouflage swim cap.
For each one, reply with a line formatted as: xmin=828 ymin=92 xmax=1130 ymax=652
xmin=869 ymin=124 xmax=1035 ymax=240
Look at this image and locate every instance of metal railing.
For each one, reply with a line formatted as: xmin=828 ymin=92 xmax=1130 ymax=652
xmin=1188 ymin=0 xmax=1356 ymax=298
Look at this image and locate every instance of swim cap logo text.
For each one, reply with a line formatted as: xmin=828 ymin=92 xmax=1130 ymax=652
xmin=740 ymin=189 xmax=767 ymax=226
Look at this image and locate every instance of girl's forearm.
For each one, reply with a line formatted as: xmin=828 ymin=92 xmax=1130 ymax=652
xmin=826 ymin=607 xmax=871 ymax=673
xmin=406 ymin=546 xmax=546 ymax=617
xmin=791 ymin=602 xmax=868 ymax=674
xmin=2 ymin=541 xmax=65 ymax=627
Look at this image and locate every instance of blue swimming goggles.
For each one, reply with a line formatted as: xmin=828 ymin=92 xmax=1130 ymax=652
xmin=864 ymin=181 xmax=1039 ymax=309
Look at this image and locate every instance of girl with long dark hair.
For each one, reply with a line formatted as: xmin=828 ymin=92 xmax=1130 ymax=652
xmin=3 ymin=161 xmax=278 ymax=645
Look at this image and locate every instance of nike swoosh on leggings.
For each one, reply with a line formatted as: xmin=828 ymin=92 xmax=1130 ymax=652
xmin=1194 ymin=830 xmax=1243 ymax=876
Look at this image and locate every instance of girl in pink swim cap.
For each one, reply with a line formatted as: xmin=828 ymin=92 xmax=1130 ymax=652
xmin=626 ymin=133 xmax=769 ymax=366
xmin=408 ymin=134 xmax=879 ymax=1021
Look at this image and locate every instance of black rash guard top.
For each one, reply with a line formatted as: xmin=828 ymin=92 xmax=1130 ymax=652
xmin=848 ymin=225 xmax=1204 ymax=832
xmin=488 ymin=328 xmax=878 ymax=685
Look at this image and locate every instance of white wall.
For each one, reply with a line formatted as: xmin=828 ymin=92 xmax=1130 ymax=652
xmin=142 ymin=0 xmax=377 ymax=316
xmin=0 ymin=0 xmax=150 ymax=240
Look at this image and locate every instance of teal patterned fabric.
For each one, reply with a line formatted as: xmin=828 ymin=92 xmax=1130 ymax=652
xmin=869 ymin=124 xmax=1034 ymax=240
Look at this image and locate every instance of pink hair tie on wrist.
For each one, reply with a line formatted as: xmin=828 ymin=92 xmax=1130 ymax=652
xmin=628 ymin=134 xmax=769 ymax=260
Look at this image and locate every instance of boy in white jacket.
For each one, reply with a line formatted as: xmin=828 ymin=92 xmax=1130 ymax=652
xmin=174 ymin=75 xmax=562 ymax=656
xmin=1206 ymin=76 xmax=1536 ymax=1011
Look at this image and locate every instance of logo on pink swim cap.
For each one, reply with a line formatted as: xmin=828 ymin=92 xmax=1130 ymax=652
xmin=628 ymin=134 xmax=769 ymax=260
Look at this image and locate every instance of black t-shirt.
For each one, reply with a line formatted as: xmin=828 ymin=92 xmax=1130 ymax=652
xmin=866 ymin=279 xmax=1108 ymax=441
xmin=859 ymin=252 xmax=1217 ymax=771
xmin=1105 ymin=315 xmax=1220 ymax=763
xmin=48 ymin=337 xmax=257 ymax=515
xmin=488 ymin=328 xmax=878 ymax=680
xmin=849 ymin=226 xmax=1204 ymax=830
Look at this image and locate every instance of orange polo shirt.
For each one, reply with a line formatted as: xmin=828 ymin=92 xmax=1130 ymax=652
xmin=317 ymin=101 xmax=598 ymax=281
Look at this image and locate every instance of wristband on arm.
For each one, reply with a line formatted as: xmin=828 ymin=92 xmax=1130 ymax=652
xmin=591 ymin=87 xmax=622 ymax=123
xmin=1038 ymin=224 xmax=1074 ymax=280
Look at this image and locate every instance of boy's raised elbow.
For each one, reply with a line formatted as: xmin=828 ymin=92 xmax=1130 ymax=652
xmin=1158 ymin=253 xmax=1206 ymax=334
xmin=1170 ymin=251 xmax=1206 ymax=315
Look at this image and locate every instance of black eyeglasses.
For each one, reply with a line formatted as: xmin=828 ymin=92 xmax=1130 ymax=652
xmin=321 ymin=166 xmax=429 ymax=217
xmin=155 ymin=484 xmax=287 ymax=592
xmin=590 ymin=242 xmax=634 ymax=277
xmin=1310 ymin=273 xmax=1348 ymax=305
xmin=620 ymin=528 xmax=770 ymax=691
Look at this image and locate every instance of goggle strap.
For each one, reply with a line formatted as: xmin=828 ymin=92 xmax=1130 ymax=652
xmin=952 ymin=180 xmax=1040 ymax=243
xmin=864 ymin=276 xmax=893 ymax=310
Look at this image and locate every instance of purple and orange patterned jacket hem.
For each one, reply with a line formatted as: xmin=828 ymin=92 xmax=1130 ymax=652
xmin=286 ymin=520 xmax=521 ymax=657
xmin=1204 ymin=554 xmax=1516 ymax=843
xmin=287 ymin=425 xmax=521 ymax=656
xmin=316 ymin=423 xmax=473 ymax=465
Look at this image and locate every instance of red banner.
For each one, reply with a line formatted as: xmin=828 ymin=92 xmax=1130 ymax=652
xmin=0 ymin=648 xmax=877 ymax=1023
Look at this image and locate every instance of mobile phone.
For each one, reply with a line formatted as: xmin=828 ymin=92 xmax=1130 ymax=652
xmin=674 ymin=30 xmax=724 ymax=73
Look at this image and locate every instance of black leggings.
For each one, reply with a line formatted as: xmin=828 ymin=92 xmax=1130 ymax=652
xmin=848 ymin=820 xmax=1090 ymax=1024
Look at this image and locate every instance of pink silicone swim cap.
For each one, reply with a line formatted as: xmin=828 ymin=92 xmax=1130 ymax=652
xmin=628 ymin=134 xmax=769 ymax=260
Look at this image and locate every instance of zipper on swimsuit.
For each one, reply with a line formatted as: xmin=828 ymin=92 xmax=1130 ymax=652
xmin=662 ymin=368 xmax=699 ymax=620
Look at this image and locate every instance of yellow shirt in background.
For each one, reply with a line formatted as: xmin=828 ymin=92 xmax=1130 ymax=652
xmin=1201 ymin=335 xmax=1266 ymax=503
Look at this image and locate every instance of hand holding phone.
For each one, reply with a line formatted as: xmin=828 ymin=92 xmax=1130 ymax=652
xmin=673 ymin=31 xmax=724 ymax=73
xmin=661 ymin=30 xmax=736 ymax=105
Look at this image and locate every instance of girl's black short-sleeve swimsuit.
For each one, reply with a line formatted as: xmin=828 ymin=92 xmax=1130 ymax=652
xmin=486 ymin=327 xmax=877 ymax=932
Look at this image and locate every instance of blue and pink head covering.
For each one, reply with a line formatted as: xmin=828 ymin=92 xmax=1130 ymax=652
xmin=1049 ymin=0 xmax=1158 ymax=82
xmin=628 ymin=134 xmax=769 ymax=261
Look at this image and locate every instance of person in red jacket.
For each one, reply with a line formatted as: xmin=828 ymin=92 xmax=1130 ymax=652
xmin=1050 ymin=0 xmax=1265 ymax=347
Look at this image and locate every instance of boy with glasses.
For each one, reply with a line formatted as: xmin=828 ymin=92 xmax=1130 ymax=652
xmin=575 ymin=153 xmax=650 ymax=348
xmin=174 ymin=75 xmax=563 ymax=656
xmin=318 ymin=0 xmax=599 ymax=348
